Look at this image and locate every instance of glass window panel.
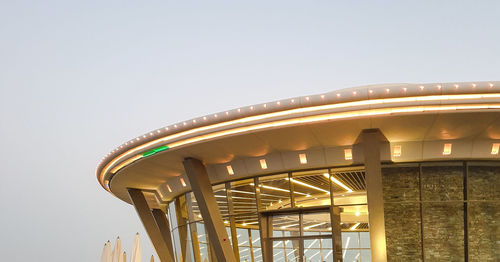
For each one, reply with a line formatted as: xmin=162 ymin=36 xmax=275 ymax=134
xmin=171 ymin=228 xmax=181 ymax=262
xmin=272 ymin=214 xmax=299 ymax=237
xmin=304 ymin=239 xmax=322 ymax=262
xmin=257 ymin=174 xmax=291 ymax=210
xmin=303 ymin=211 xmax=331 ymax=236
xmin=343 ymin=249 xmax=360 ymax=262
xmin=187 ymin=192 xmax=203 ymax=222
xmin=285 ymin=239 xmax=300 ymax=262
xmin=360 ymin=249 xmax=372 ymax=262
xmin=230 ymin=179 xmax=258 ymax=217
xmin=212 ymin=183 xmax=229 ymax=217
xmin=251 ymin=229 xmax=261 ymax=247
xmin=272 ymin=240 xmax=286 ymax=261
xmin=342 ymin=232 xmax=359 ymax=249
xmin=199 ymin=243 xmax=209 ymax=262
xmin=292 ymin=169 xmax=331 ymax=208
xmin=168 ymin=201 xmax=178 ymax=229
xmin=359 ymin=232 xmax=370 ymax=248
xmin=196 ymin=223 xmax=207 ymax=244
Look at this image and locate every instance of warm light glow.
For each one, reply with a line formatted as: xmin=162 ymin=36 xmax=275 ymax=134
xmin=304 ymin=222 xmax=327 ymax=230
xmin=99 ymin=92 xmax=500 ymax=189
xmin=179 ymin=178 xmax=186 ymax=187
xmin=491 ymin=143 xmax=500 ymax=155
xmin=280 ymin=223 xmax=299 ymax=229
xmin=299 ymin=153 xmax=307 ymax=164
xmin=355 ymin=211 xmax=360 ymax=216
xmin=323 ymin=173 xmax=353 ymax=192
xmin=443 ymin=143 xmax=452 ymax=155
xmin=259 ymin=159 xmax=268 ymax=169
xmin=227 ymin=165 xmax=234 ymax=175
xmin=166 ymin=184 xmax=172 ymax=193
xmin=344 ymin=148 xmax=352 ymax=160
xmin=350 ymin=223 xmax=360 ymax=230
xmin=250 ymin=183 xmax=308 ymax=196
xmin=287 ymin=178 xmax=329 ymax=193
xmin=393 ymin=145 xmax=402 ymax=157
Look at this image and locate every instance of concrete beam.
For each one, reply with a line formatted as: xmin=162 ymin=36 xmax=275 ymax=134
xmin=127 ymin=188 xmax=175 ymax=262
xmin=182 ymin=158 xmax=237 ymax=262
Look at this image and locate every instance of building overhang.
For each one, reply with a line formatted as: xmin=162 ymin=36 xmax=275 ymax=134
xmin=96 ymin=81 xmax=500 ymax=205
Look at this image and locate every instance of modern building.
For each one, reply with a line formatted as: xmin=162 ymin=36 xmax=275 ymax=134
xmin=96 ymin=81 xmax=500 ymax=262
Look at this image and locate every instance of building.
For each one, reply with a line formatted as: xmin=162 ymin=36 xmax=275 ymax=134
xmin=96 ymin=81 xmax=500 ymax=262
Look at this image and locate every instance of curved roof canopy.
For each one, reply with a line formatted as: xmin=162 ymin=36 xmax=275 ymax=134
xmin=96 ymin=81 xmax=500 ymax=205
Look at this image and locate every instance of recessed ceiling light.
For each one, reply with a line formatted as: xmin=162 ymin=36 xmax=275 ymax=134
xmin=393 ymin=145 xmax=401 ymax=157
xmin=226 ymin=165 xmax=234 ymax=175
xmin=259 ymin=159 xmax=267 ymax=169
xmin=443 ymin=143 xmax=452 ymax=155
xmin=299 ymin=153 xmax=307 ymax=164
xmin=344 ymin=149 xmax=352 ymax=160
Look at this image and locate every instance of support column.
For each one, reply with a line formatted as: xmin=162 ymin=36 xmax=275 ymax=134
xmin=329 ymin=172 xmax=343 ymax=262
xmin=151 ymin=209 xmax=175 ymax=258
xmin=353 ymin=129 xmax=390 ymax=262
xmin=174 ymin=196 xmax=189 ymax=262
xmin=225 ymin=182 xmax=241 ymax=261
xmin=127 ymin=188 xmax=176 ymax=262
xmin=254 ymin=177 xmax=272 ymax=262
xmin=182 ymin=158 xmax=237 ymax=262
xmin=185 ymin=193 xmax=202 ymax=262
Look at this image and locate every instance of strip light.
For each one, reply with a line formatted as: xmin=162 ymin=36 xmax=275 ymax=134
xmin=304 ymin=222 xmax=327 ymax=230
xmin=350 ymin=223 xmax=360 ymax=230
xmin=280 ymin=223 xmax=299 ymax=229
xmin=323 ymin=173 xmax=353 ymax=192
xmin=99 ymin=93 xmax=500 ymax=189
xmin=249 ymin=183 xmax=309 ymax=196
xmin=286 ymin=178 xmax=329 ymax=193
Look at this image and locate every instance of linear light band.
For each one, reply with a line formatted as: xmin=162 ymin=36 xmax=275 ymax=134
xmin=99 ymin=96 xmax=500 ymax=190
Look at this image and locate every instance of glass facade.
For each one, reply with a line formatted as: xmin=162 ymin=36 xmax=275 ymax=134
xmin=165 ymin=161 xmax=500 ymax=261
xmin=167 ymin=166 xmax=370 ymax=262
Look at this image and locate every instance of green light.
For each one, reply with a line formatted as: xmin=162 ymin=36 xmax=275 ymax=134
xmin=142 ymin=145 xmax=170 ymax=157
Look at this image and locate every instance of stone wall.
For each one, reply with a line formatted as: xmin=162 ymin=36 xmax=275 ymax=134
xmin=382 ymin=166 xmax=422 ymax=262
xmin=467 ymin=165 xmax=500 ymax=262
xmin=382 ymin=163 xmax=500 ymax=261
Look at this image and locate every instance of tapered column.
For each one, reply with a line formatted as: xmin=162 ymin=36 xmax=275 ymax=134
xmin=127 ymin=188 xmax=176 ymax=262
xmin=225 ymin=182 xmax=241 ymax=261
xmin=151 ymin=209 xmax=175 ymax=256
xmin=174 ymin=196 xmax=189 ymax=262
xmin=182 ymin=158 xmax=237 ymax=262
xmin=353 ymin=129 xmax=389 ymax=262
xmin=185 ymin=193 xmax=202 ymax=262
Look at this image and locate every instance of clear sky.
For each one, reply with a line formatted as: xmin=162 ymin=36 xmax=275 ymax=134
xmin=1 ymin=0 xmax=499 ymax=261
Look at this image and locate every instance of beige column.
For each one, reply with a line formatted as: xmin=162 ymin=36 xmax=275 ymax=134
xmin=329 ymin=170 xmax=343 ymax=262
xmin=151 ymin=209 xmax=175 ymax=258
xmin=225 ymin=182 xmax=241 ymax=261
xmin=353 ymin=129 xmax=390 ymax=262
xmin=182 ymin=158 xmax=237 ymax=262
xmin=127 ymin=188 xmax=176 ymax=262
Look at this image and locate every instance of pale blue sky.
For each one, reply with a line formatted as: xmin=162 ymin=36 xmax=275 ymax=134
xmin=0 ymin=1 xmax=499 ymax=261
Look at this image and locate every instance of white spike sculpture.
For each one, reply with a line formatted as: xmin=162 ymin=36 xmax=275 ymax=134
xmin=100 ymin=241 xmax=112 ymax=262
xmin=131 ymin=233 xmax=142 ymax=262
xmin=112 ymin=237 xmax=122 ymax=262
